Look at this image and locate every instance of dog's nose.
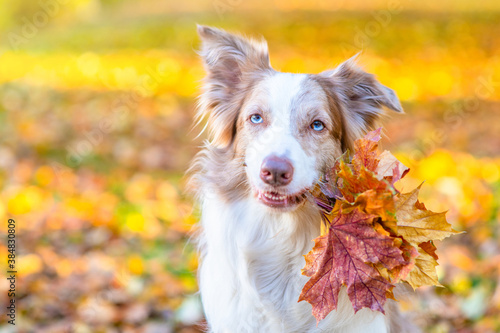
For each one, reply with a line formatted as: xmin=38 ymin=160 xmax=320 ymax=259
xmin=260 ymin=155 xmax=293 ymax=186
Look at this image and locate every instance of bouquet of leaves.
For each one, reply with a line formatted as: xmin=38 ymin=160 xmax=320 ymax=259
xmin=299 ymin=128 xmax=461 ymax=322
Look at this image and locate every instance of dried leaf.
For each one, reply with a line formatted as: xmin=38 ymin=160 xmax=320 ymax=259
xmin=299 ymin=209 xmax=403 ymax=321
xmin=335 ymin=158 xmax=393 ymax=204
xmin=378 ymin=238 xmax=419 ymax=283
xmin=376 ymin=150 xmax=409 ymax=184
xmin=352 ymin=127 xmax=382 ymax=173
xmin=349 ymin=189 xmax=396 ymax=222
xmin=405 ymin=248 xmax=442 ymax=289
xmin=395 ymin=186 xmax=461 ymax=246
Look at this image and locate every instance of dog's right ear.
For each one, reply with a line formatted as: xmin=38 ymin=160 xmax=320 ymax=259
xmin=196 ymin=25 xmax=271 ymax=147
xmin=197 ymin=25 xmax=271 ymax=101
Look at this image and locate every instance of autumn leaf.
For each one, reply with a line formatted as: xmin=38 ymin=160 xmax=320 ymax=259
xmin=348 ymin=189 xmax=396 ymax=222
xmin=405 ymin=247 xmax=442 ymax=289
xmin=350 ymin=128 xmax=409 ymax=182
xmin=335 ymin=158 xmax=393 ymax=203
xmin=351 ymin=127 xmax=382 ymax=173
xmin=299 ymin=208 xmax=404 ymax=322
xmin=313 ymin=130 xmax=407 ymax=218
xmin=395 ymin=186 xmax=461 ymax=247
xmin=301 ymin=128 xmax=462 ymax=322
xmin=331 ymin=129 xmax=405 ymax=221
xmin=419 ymin=241 xmax=439 ymax=260
xmin=394 ymin=186 xmax=462 ymax=288
xmin=376 ymin=150 xmax=409 ymax=184
xmin=376 ymin=238 xmax=419 ymax=284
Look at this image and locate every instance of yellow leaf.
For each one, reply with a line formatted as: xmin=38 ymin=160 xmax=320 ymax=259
xmin=395 ymin=185 xmax=462 ymax=246
xmin=404 ymin=248 xmax=442 ymax=289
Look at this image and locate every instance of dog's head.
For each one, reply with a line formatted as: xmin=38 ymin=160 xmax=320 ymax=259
xmin=196 ymin=25 xmax=402 ymax=211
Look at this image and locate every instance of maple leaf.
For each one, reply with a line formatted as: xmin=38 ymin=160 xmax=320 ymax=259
xmin=395 ymin=186 xmax=461 ymax=247
xmin=348 ymin=189 xmax=396 ymax=222
xmin=336 ymin=160 xmax=386 ymax=201
xmin=394 ymin=187 xmax=462 ymax=288
xmin=316 ymin=130 xmax=408 ymax=216
xmin=350 ymin=128 xmax=409 ymax=182
xmin=405 ymin=247 xmax=442 ymax=289
xmin=302 ymin=128 xmax=461 ymax=322
xmin=376 ymin=238 xmax=419 ymax=284
xmin=419 ymin=240 xmax=438 ymax=260
xmin=331 ymin=130 xmax=406 ymax=220
xmin=351 ymin=127 xmax=382 ymax=173
xmin=376 ymin=150 xmax=410 ymax=184
xmin=299 ymin=209 xmax=404 ymax=322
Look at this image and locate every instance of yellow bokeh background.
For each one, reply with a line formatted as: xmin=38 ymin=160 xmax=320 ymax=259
xmin=0 ymin=0 xmax=499 ymax=332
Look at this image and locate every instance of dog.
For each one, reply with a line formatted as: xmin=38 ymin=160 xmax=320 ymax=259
xmin=189 ymin=25 xmax=415 ymax=333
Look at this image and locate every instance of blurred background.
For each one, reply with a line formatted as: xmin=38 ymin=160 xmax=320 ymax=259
xmin=0 ymin=0 xmax=499 ymax=332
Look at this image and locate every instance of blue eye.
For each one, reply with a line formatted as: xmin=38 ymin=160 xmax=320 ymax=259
xmin=311 ymin=120 xmax=325 ymax=131
xmin=250 ymin=114 xmax=263 ymax=124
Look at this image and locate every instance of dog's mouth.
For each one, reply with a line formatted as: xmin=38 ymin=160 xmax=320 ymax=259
xmin=255 ymin=189 xmax=308 ymax=208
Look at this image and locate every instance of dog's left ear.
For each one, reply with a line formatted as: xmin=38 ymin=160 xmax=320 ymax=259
xmin=319 ymin=56 xmax=403 ymax=146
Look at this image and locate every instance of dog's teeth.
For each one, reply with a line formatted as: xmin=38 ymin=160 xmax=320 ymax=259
xmin=261 ymin=192 xmax=289 ymax=202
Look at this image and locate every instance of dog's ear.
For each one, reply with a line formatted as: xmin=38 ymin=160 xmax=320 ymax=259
xmin=319 ymin=56 xmax=402 ymax=148
xmin=196 ymin=25 xmax=271 ymax=147
xmin=197 ymin=25 xmax=270 ymax=97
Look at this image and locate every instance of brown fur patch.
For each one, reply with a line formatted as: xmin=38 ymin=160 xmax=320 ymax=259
xmin=196 ymin=25 xmax=274 ymax=148
xmin=313 ymin=56 xmax=403 ymax=151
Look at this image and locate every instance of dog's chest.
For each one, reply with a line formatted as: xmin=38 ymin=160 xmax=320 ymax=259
xmin=200 ymin=196 xmax=321 ymax=331
xmin=239 ymin=224 xmax=310 ymax=308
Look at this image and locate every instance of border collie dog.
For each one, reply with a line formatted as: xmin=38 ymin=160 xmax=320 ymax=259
xmin=189 ymin=25 xmax=410 ymax=333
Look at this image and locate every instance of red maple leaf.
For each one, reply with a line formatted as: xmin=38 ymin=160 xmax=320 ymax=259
xmin=299 ymin=209 xmax=405 ymax=322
